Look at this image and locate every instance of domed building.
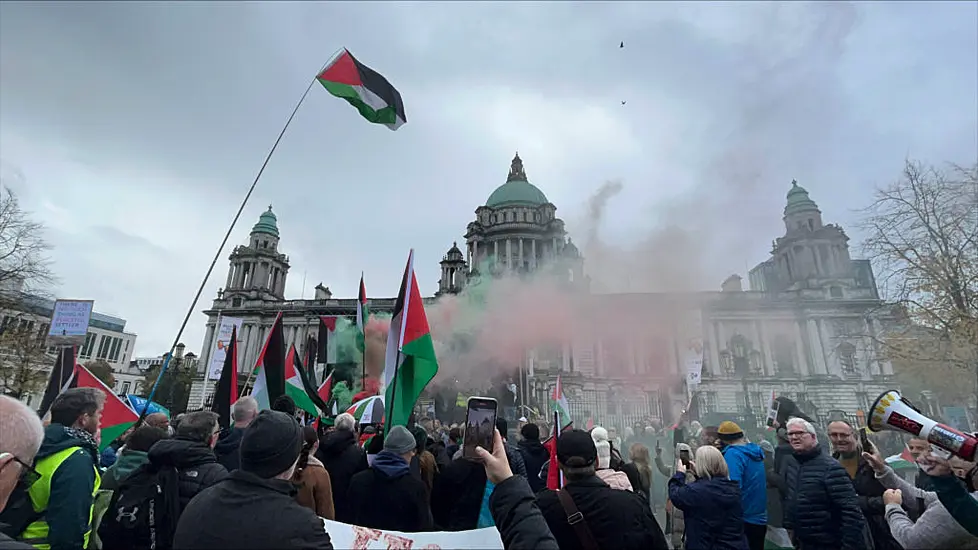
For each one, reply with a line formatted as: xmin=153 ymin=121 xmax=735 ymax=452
xmin=436 ymin=153 xmax=584 ymax=295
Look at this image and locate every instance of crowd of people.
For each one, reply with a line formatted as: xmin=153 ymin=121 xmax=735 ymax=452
xmin=0 ymin=389 xmax=976 ymax=549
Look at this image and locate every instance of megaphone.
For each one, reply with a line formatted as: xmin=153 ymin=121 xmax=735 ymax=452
xmin=868 ymin=390 xmax=977 ymax=461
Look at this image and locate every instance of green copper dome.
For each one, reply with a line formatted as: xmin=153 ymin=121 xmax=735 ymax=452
xmin=784 ymin=180 xmax=819 ymax=216
xmin=486 ymin=153 xmax=549 ymax=208
xmin=252 ymin=205 xmax=280 ymax=237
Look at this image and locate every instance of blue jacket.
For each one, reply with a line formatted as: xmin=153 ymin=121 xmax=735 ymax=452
xmin=669 ymin=473 xmax=748 ymax=550
xmin=722 ymin=442 xmax=768 ymax=525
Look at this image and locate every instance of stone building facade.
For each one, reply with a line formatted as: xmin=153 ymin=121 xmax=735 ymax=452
xmin=192 ymin=155 xmax=896 ymax=429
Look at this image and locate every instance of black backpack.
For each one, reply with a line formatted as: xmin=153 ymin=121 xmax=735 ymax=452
xmin=98 ymin=465 xmax=181 ymax=550
xmin=0 ymin=475 xmax=41 ymax=538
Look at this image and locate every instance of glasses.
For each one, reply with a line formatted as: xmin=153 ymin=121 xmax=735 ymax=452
xmin=2 ymin=454 xmax=41 ymax=488
xmin=786 ymin=431 xmax=811 ymax=438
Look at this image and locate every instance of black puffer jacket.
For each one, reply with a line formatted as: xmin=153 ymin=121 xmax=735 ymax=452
xmin=315 ymin=429 xmax=368 ymax=523
xmin=213 ymin=427 xmax=245 ymax=471
xmin=784 ymin=445 xmax=868 ymax=550
xmin=517 ymin=439 xmax=550 ymax=494
xmin=147 ymin=438 xmax=227 ymax=510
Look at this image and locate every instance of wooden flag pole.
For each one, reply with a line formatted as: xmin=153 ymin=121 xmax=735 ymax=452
xmin=139 ymin=50 xmax=344 ymax=427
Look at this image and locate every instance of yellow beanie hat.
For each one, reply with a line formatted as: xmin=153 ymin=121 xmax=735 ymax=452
xmin=718 ymin=421 xmax=744 ymax=440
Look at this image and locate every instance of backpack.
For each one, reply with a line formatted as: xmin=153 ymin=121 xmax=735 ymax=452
xmin=0 ymin=475 xmax=42 ymax=538
xmin=97 ymin=465 xmax=181 ymax=550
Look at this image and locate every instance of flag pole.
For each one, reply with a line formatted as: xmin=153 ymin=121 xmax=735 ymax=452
xmin=137 ymin=50 xmax=344 ymax=426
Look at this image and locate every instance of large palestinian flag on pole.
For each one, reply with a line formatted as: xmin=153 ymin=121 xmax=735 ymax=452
xmin=210 ymin=325 xmax=239 ymax=429
xmin=286 ymin=343 xmax=329 ymax=416
xmin=71 ymin=365 xmax=139 ymax=451
xmin=37 ymin=346 xmax=76 ymax=418
xmin=317 ymin=49 xmax=406 ymax=131
xmin=551 ymin=374 xmax=572 ymax=429
xmin=250 ymin=312 xmax=286 ymax=410
xmin=383 ymin=250 xmax=439 ymax=430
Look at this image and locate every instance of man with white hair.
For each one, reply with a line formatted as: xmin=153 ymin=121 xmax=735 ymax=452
xmin=783 ymin=417 xmax=868 ymax=549
xmin=315 ymin=412 xmax=367 ymax=524
xmin=214 ymin=396 xmax=258 ymax=471
xmin=0 ymin=396 xmax=44 ymax=549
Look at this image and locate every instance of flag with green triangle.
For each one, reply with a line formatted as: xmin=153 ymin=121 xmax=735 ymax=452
xmin=287 ymin=343 xmax=330 ymax=416
xmin=71 ymin=364 xmax=139 ymax=451
xmin=317 ymin=49 xmax=406 ymax=131
xmin=384 ymin=250 xmax=439 ymax=430
xmin=356 ymin=273 xmax=368 ymax=357
xmin=249 ymin=312 xmax=286 ymax=410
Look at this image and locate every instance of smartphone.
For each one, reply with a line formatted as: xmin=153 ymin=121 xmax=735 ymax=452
xmin=766 ymin=400 xmax=781 ymax=428
xmin=859 ymin=428 xmax=872 ymax=452
xmin=462 ymin=397 xmax=498 ymax=459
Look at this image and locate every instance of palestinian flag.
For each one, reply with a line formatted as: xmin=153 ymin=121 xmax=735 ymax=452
xmin=318 ymin=316 xmax=338 ymax=369
xmin=383 ymin=250 xmax=438 ymax=430
xmin=317 ymin=371 xmax=334 ymax=407
xmin=287 ymin=344 xmax=329 ymax=416
xmin=210 ymin=325 xmax=239 ymax=429
xmin=551 ymin=375 xmax=572 ymax=430
xmin=250 ymin=312 xmax=286 ymax=410
xmin=37 ymin=346 xmax=76 ymax=418
xmin=72 ymin=365 xmax=139 ymax=451
xmin=317 ymin=49 xmax=406 ymax=131
xmin=356 ymin=273 xmax=368 ymax=356
xmin=544 ymin=410 xmax=564 ymax=490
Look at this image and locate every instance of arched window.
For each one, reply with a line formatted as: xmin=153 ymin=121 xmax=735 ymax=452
xmin=837 ymin=342 xmax=857 ymax=374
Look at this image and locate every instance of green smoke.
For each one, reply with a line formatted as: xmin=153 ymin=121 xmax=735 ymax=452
xmin=330 ymin=381 xmax=354 ymax=412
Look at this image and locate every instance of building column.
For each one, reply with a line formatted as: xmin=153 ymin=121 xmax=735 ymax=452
xmin=807 ymin=319 xmax=828 ymax=375
xmin=531 ymin=239 xmax=537 ymax=269
xmin=708 ymin=322 xmax=721 ymax=376
xmin=562 ymin=341 xmax=571 ymax=372
xmin=201 ymin=321 xmax=217 ymax=376
xmin=519 ymin=238 xmax=524 ymax=269
xmin=506 ymin=239 xmax=512 ymax=269
xmin=793 ymin=322 xmax=810 ymax=376
xmin=493 ymin=240 xmax=499 ymax=260
xmin=226 ymin=265 xmax=235 ymax=289
xmin=552 ymin=237 xmax=558 ymax=258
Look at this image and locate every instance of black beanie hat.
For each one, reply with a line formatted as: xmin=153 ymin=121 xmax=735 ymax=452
xmin=240 ymin=410 xmax=302 ymax=478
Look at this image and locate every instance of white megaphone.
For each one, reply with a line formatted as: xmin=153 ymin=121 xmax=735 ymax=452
xmin=868 ymin=389 xmax=977 ymax=461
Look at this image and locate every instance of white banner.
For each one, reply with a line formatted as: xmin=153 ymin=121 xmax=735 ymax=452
xmin=323 ymin=519 xmax=503 ymax=550
xmin=680 ymin=309 xmax=704 ymax=386
xmin=207 ymin=317 xmax=244 ymax=380
xmin=46 ymin=299 xmax=94 ymax=346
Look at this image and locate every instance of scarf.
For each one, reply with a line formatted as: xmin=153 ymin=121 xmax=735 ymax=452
xmin=64 ymin=426 xmax=101 ymax=467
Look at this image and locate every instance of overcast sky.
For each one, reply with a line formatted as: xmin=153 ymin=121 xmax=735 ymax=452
xmin=1 ymin=1 xmax=975 ymax=357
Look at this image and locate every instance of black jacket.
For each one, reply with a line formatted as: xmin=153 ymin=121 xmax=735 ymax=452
xmin=315 ymin=429 xmax=368 ymax=524
xmin=430 ymin=458 xmax=487 ymax=531
xmin=517 ymin=439 xmax=550 ymax=494
xmin=833 ymin=453 xmax=902 ymax=550
xmin=146 ymin=438 xmax=227 ymax=511
xmin=347 ymin=451 xmax=433 ymax=533
xmin=213 ymin=427 xmax=245 ymax=472
xmin=536 ymin=476 xmax=669 ymax=550
xmin=668 ymin=473 xmax=748 ymax=550
xmin=784 ymin=446 xmax=868 ymax=550
xmin=488 ymin=476 xmax=559 ymax=550
xmin=172 ymin=469 xmax=332 ymax=550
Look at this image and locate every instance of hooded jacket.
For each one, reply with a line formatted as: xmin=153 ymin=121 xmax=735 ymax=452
xmin=213 ymin=426 xmax=245 ymax=471
xmin=315 ymin=429 xmax=368 ymax=523
xmin=668 ymin=473 xmax=749 ymax=550
xmin=21 ymin=424 xmax=100 ymax=550
xmin=100 ymin=450 xmax=150 ymax=492
xmin=347 ymin=451 xmax=433 ymax=532
xmin=146 ymin=438 xmax=227 ymax=510
xmin=722 ymin=442 xmax=768 ymax=525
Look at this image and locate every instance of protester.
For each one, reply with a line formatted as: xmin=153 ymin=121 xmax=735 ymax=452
xmin=925 ymin=453 xmax=978 ymax=537
xmin=292 ymin=426 xmax=334 ymax=520
xmin=476 ymin=429 xmax=559 ymax=550
xmin=214 ymin=396 xmax=259 ymax=471
xmin=758 ymin=439 xmax=786 ymax=528
xmin=271 ymin=395 xmax=297 ymax=419
xmin=495 ymin=418 xmax=527 ymax=479
xmin=145 ymin=412 xmax=170 ymax=433
xmin=783 ymin=417 xmax=867 ymax=549
xmin=516 ymin=423 xmax=549 ymax=494
xmin=827 ymin=420 xmax=902 ymax=550
xmin=716 ymin=421 xmax=767 ymax=550
xmin=535 ymin=429 xmax=669 ymax=550
xmin=315 ymin=412 xmax=367 ymax=524
xmin=668 ymin=445 xmax=748 ymax=550
xmin=0 ymin=396 xmax=45 ymax=550
xmin=411 ymin=426 xmax=438 ymax=499
xmin=591 ymin=426 xmax=632 ymax=491
xmin=99 ymin=426 xmax=168 ymax=491
xmin=654 ymin=442 xmax=693 ymax=547
xmin=172 ymin=410 xmax=333 ymax=549
xmin=431 ymin=447 xmax=492 ymax=531
xmin=445 ymin=427 xmax=462 ymax=459
xmin=15 ymin=388 xmax=104 ymax=549
xmin=347 ymin=425 xmax=433 ymax=532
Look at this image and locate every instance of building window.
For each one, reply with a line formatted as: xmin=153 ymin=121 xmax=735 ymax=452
xmin=773 ymin=335 xmax=795 ymax=374
xmin=837 ymin=342 xmax=857 ymax=374
xmin=80 ymin=332 xmax=97 ymax=358
xmin=121 ymin=381 xmax=131 ymax=395
xmin=109 ymin=337 xmax=122 ymax=362
xmin=830 ymin=286 xmax=843 ymax=298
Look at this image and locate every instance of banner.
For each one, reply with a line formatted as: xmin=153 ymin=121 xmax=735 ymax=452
xmin=679 ymin=309 xmax=704 ymax=386
xmin=46 ymin=299 xmax=94 ymax=346
xmin=208 ymin=317 xmax=244 ymax=380
xmin=323 ymin=519 xmax=503 ymax=549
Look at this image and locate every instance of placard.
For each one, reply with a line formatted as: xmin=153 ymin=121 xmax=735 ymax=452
xmin=323 ymin=519 xmax=503 ymax=550
xmin=207 ymin=317 xmax=244 ymax=380
xmin=46 ymin=299 xmax=94 ymax=346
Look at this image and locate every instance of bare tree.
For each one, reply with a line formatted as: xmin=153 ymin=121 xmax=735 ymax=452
xmin=0 ymin=319 xmax=51 ymax=399
xmin=0 ymin=187 xmax=56 ymax=308
xmin=858 ymin=160 xmax=978 ymax=404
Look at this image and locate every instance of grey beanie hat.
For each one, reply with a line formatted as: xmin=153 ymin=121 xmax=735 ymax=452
xmin=759 ymin=440 xmax=775 ymax=454
xmin=384 ymin=425 xmax=417 ymax=455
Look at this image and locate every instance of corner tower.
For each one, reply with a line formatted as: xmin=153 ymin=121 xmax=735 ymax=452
xmin=222 ymin=206 xmax=291 ymax=303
